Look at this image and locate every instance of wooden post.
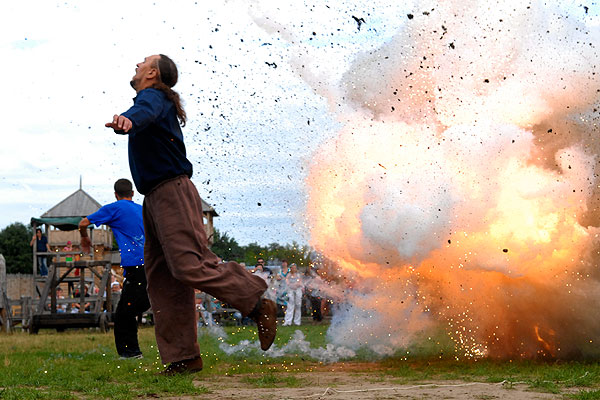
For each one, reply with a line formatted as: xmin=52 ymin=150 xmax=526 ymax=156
xmin=207 ymin=214 xmax=214 ymax=246
xmin=94 ymin=262 xmax=111 ymax=314
xmin=0 ymin=254 xmax=5 ymax=309
xmin=22 ymin=296 xmax=31 ymax=328
xmin=106 ymin=269 xmax=112 ymax=313
xmin=0 ymin=254 xmax=8 ymax=332
xmin=90 ymin=228 xmax=94 ymax=260
xmin=36 ymin=264 xmax=55 ymax=314
xmin=50 ymin=263 xmax=57 ymax=314
xmin=45 ymin=224 xmax=51 ymax=268
xmin=32 ymin=222 xmax=38 ymax=277
xmin=79 ymin=265 xmax=85 ymax=314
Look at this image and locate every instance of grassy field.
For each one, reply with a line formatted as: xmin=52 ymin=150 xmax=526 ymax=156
xmin=0 ymin=323 xmax=599 ymax=399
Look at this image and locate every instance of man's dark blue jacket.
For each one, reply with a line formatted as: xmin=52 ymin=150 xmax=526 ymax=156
xmin=121 ymin=88 xmax=193 ymax=195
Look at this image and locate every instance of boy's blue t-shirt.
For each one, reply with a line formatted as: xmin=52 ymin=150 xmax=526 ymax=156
xmin=87 ymin=200 xmax=144 ymax=267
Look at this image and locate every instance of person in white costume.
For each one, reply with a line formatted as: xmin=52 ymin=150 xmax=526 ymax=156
xmin=283 ymin=263 xmax=303 ymax=326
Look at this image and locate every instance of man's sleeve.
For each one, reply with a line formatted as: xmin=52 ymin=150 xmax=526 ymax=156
xmin=87 ymin=204 xmax=116 ymax=227
xmin=121 ymin=89 xmax=164 ymax=132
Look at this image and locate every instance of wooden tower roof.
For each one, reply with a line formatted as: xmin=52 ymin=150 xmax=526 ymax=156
xmin=41 ymin=188 xmax=102 ymax=218
xmin=201 ymin=198 xmax=218 ymax=217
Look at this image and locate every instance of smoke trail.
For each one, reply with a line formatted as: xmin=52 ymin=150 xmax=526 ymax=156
xmin=198 ymin=324 xmax=229 ymax=340
xmin=219 ymin=330 xmax=356 ymax=362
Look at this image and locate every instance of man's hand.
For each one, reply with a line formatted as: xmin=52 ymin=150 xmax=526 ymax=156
xmin=81 ymin=236 xmax=92 ymax=254
xmin=105 ymin=114 xmax=132 ymax=133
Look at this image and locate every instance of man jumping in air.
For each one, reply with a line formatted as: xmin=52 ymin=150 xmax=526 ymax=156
xmin=105 ymin=54 xmax=276 ymax=375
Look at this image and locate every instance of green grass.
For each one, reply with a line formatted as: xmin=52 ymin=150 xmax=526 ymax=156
xmin=569 ymin=389 xmax=600 ymax=400
xmin=0 ymin=327 xmax=209 ymax=399
xmin=241 ymin=372 xmax=304 ymax=388
xmin=0 ymin=323 xmax=599 ymax=399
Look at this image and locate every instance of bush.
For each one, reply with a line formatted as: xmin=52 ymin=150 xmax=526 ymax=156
xmin=0 ymin=222 xmax=34 ymax=274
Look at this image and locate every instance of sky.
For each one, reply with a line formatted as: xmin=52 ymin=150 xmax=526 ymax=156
xmin=0 ymin=0 xmax=597 ymax=246
xmin=0 ymin=0 xmax=389 ymax=245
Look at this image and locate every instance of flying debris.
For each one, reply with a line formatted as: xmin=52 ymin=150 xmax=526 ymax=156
xmin=351 ymin=15 xmax=365 ymax=31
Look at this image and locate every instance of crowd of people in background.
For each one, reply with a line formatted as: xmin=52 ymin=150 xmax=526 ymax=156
xmin=195 ymin=257 xmax=333 ymax=328
xmin=33 ymin=230 xmax=337 ymax=330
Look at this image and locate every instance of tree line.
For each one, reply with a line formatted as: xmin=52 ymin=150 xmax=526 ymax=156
xmin=0 ymin=222 xmax=313 ymax=274
xmin=0 ymin=222 xmax=34 ymax=274
xmin=210 ymin=229 xmax=313 ymax=268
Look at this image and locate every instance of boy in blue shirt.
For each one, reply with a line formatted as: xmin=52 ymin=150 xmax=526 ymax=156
xmin=79 ymin=179 xmax=150 ymax=359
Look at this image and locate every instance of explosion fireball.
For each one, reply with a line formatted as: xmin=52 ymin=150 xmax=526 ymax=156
xmin=304 ymin=1 xmax=600 ymax=359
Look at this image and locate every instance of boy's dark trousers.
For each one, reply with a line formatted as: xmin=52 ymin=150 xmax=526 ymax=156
xmin=114 ymin=265 xmax=150 ymax=356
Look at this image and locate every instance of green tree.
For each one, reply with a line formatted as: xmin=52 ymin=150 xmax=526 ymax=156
xmin=243 ymin=242 xmax=267 ymax=266
xmin=242 ymin=241 xmax=314 ymax=269
xmin=269 ymin=242 xmax=313 ymax=269
xmin=0 ymin=222 xmax=34 ymax=274
xmin=211 ymin=228 xmax=244 ymax=262
xmin=211 ymin=228 xmax=315 ymax=270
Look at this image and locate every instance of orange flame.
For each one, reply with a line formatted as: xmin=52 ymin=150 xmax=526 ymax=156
xmin=305 ymin=121 xmax=600 ymax=359
xmin=534 ymin=325 xmax=557 ymax=358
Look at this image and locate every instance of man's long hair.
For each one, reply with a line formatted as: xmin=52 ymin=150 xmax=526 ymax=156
xmin=153 ymin=54 xmax=187 ymax=126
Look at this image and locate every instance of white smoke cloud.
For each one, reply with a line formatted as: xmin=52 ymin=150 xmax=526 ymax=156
xmin=299 ymin=0 xmax=600 ymax=359
xmin=219 ymin=330 xmax=356 ymax=362
xmin=343 ymin=0 xmax=600 ymax=128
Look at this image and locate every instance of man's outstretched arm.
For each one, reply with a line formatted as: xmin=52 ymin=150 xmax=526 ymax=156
xmin=105 ymin=90 xmax=164 ymax=134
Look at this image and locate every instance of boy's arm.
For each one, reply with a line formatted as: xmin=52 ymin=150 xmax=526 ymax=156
xmin=79 ymin=218 xmax=92 ymax=253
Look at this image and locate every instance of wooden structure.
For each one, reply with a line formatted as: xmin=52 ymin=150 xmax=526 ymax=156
xmin=200 ymin=198 xmax=218 ymax=245
xmin=29 ymin=259 xmax=112 ymax=333
xmin=28 ymin=184 xmax=114 ymax=332
xmin=31 ymin=186 xmax=112 ymax=270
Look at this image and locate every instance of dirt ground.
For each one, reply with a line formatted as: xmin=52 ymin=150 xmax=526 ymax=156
xmin=182 ymin=372 xmax=574 ymax=399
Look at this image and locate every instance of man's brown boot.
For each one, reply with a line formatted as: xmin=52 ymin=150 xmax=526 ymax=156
xmin=250 ymin=298 xmax=277 ymax=351
xmin=158 ymin=356 xmax=203 ymax=376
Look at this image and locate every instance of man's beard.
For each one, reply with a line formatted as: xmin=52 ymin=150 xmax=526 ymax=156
xmin=130 ymin=78 xmax=139 ymax=90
